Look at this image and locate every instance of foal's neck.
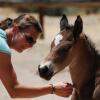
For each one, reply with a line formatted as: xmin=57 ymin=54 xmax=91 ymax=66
xmin=71 ymin=34 xmax=97 ymax=63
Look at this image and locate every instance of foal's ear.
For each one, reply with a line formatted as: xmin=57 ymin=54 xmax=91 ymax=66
xmin=60 ymin=14 xmax=68 ymax=31
xmin=73 ymin=15 xmax=83 ymax=40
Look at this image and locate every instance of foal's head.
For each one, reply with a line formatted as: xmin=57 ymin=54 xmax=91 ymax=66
xmin=38 ymin=15 xmax=83 ymax=80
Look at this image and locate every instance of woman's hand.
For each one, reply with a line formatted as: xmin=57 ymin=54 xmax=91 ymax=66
xmin=53 ymin=82 xmax=73 ymax=97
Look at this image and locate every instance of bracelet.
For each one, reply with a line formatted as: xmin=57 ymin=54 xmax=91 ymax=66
xmin=50 ymin=84 xmax=55 ymax=94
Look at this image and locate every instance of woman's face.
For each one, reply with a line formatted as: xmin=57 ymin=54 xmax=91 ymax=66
xmin=12 ymin=26 xmax=39 ymax=52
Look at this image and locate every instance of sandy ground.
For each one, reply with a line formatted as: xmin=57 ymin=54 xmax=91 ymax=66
xmin=0 ymin=7 xmax=100 ymax=100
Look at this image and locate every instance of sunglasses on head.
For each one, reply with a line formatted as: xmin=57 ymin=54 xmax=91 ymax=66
xmin=24 ymin=34 xmax=36 ymax=45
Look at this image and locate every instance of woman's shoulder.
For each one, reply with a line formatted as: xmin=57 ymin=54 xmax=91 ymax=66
xmin=0 ymin=36 xmax=11 ymax=56
xmin=0 ymin=29 xmax=6 ymax=38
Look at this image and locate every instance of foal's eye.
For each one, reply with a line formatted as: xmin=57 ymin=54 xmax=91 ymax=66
xmin=57 ymin=42 xmax=72 ymax=56
xmin=57 ymin=47 xmax=69 ymax=56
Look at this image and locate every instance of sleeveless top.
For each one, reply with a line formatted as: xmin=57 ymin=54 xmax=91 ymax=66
xmin=0 ymin=29 xmax=11 ymax=55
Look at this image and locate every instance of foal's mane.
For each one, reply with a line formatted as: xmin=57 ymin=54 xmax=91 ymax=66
xmin=81 ymin=33 xmax=100 ymax=60
xmin=65 ymin=24 xmax=100 ymax=60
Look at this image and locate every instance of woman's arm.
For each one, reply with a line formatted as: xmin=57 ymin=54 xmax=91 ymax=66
xmin=0 ymin=53 xmax=73 ymax=98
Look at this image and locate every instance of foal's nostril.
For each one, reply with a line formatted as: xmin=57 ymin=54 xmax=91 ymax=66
xmin=38 ymin=64 xmax=53 ymax=80
xmin=38 ymin=65 xmax=49 ymax=76
xmin=41 ymin=66 xmax=48 ymax=73
xmin=44 ymin=66 xmax=49 ymax=73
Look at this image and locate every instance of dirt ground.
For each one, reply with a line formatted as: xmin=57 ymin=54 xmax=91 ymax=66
xmin=0 ymin=7 xmax=100 ymax=100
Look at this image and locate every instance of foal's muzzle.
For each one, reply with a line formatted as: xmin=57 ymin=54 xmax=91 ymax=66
xmin=38 ymin=64 xmax=53 ymax=80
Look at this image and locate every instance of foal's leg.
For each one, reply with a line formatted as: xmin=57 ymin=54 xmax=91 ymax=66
xmin=71 ymin=89 xmax=79 ymax=100
xmin=93 ymin=67 xmax=100 ymax=100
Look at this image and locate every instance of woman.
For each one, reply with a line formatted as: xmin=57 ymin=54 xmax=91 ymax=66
xmin=0 ymin=14 xmax=73 ymax=98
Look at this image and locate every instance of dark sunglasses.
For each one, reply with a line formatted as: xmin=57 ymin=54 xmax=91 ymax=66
xmin=24 ymin=34 xmax=36 ymax=45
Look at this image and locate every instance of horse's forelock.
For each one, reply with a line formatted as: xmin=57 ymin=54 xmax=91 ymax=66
xmin=65 ymin=25 xmax=73 ymax=30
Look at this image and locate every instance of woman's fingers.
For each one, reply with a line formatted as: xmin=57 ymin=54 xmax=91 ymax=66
xmin=53 ymin=81 xmax=73 ymax=97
